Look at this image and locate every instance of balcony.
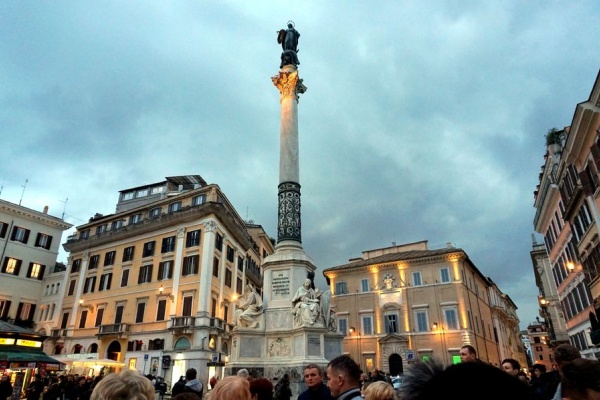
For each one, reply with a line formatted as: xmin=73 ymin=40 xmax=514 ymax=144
xmin=96 ymin=323 xmax=129 ymax=338
xmin=208 ymin=318 xmax=225 ymax=334
xmin=50 ymin=328 xmax=70 ymax=341
xmin=169 ymin=317 xmax=196 ymax=333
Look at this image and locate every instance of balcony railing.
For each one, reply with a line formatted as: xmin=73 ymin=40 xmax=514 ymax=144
xmin=50 ymin=328 xmax=70 ymax=338
xmin=169 ymin=317 xmax=196 ymax=330
xmin=209 ymin=318 xmax=225 ymax=331
xmin=97 ymin=323 xmax=129 ymax=336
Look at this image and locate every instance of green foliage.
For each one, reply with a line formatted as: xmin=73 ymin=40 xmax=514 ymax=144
xmin=545 ymin=128 xmax=560 ymax=146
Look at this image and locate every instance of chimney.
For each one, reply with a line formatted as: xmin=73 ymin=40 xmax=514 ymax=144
xmin=43 ymin=206 xmax=49 ymax=214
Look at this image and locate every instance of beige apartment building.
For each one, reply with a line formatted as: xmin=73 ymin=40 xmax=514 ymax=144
xmin=323 ymin=241 xmax=526 ymax=374
xmin=52 ymin=176 xmax=274 ymax=384
xmin=0 ymin=200 xmax=72 ymax=329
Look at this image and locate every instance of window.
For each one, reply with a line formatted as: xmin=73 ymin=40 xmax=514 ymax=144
xmin=237 ymin=256 xmax=244 ymax=271
xmin=182 ymin=255 xmax=199 ymax=276
xmin=2 ymin=257 xmax=22 ymax=276
xmin=60 ymin=312 xmax=69 ymax=329
xmin=335 ymin=281 xmax=347 ymax=295
xmin=213 ymin=257 xmax=220 ymax=277
xmin=236 ymin=277 xmax=243 ymax=295
xmin=142 ymin=241 xmax=155 ymax=257
xmin=27 ymin=263 xmax=45 ymax=280
xmin=227 ymin=246 xmax=235 ymax=262
xmin=89 ymin=255 xmax=100 ymax=270
xmin=138 ymin=265 xmax=153 ymax=284
xmin=104 ymin=251 xmax=116 ymax=266
xmin=215 ymin=233 xmax=223 ymax=251
xmin=121 ymin=269 xmax=130 ymax=287
xmin=182 ymin=296 xmax=193 ymax=316
xmin=35 ymin=233 xmax=53 ymax=249
xmin=99 ymin=273 xmax=112 ymax=291
xmin=79 ymin=310 xmax=88 ymax=329
xmin=0 ymin=300 xmax=11 ymax=318
xmin=149 ymin=207 xmax=161 ymax=219
xmin=361 ymin=279 xmax=369 ymax=292
xmin=168 ymin=202 xmax=181 ymax=213
xmin=114 ymin=305 xmax=124 ymax=324
xmin=225 ymin=269 xmax=232 ymax=287
xmin=11 ymin=227 xmax=30 ymax=244
xmin=156 ymin=299 xmax=167 ymax=321
xmin=111 ymin=220 xmax=123 ymax=230
xmin=95 ymin=308 xmax=104 ymax=327
xmin=151 ymin=186 xmax=163 ymax=194
xmin=415 ymin=311 xmax=428 ymax=332
xmin=158 ymin=261 xmax=173 ymax=280
xmin=130 ymin=213 xmax=142 ymax=224
xmin=80 ymin=230 xmax=89 ymax=240
xmin=444 ymin=308 xmax=459 ymax=330
xmin=338 ymin=318 xmax=348 ymax=336
xmin=122 ymin=246 xmax=135 ymax=262
xmin=71 ymin=259 xmax=81 ymax=273
xmin=136 ymin=189 xmax=149 ymax=197
xmin=440 ymin=268 xmax=450 ymax=283
xmin=83 ymin=276 xmax=96 ymax=293
xmin=385 ymin=313 xmax=399 ymax=334
xmin=96 ymin=224 xmax=106 ymax=235
xmin=122 ymin=192 xmax=134 ymax=201
xmin=0 ymin=222 xmax=8 ymax=238
xmin=186 ymin=230 xmax=201 ymax=247
xmin=412 ymin=271 xmax=422 ymax=286
xmin=192 ymin=194 xmax=206 ymax=206
xmin=362 ymin=315 xmax=373 ymax=335
xmin=135 ymin=302 xmax=146 ymax=323
xmin=16 ymin=302 xmax=36 ymax=321
xmin=68 ymin=280 xmax=76 ymax=296
xmin=161 ymin=236 xmax=176 ymax=253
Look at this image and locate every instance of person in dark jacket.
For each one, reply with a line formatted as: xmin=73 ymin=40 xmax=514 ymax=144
xmin=172 ymin=376 xmax=187 ymax=397
xmin=0 ymin=374 xmax=13 ymax=400
xmin=180 ymin=369 xmax=203 ymax=399
xmin=298 ymin=364 xmax=334 ymax=400
xmin=275 ymin=374 xmax=292 ymax=400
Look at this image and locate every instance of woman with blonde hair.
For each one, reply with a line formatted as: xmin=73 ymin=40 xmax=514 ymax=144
xmin=209 ymin=376 xmax=251 ymax=400
xmin=90 ymin=369 xmax=155 ymax=400
xmin=363 ymin=381 xmax=398 ymax=400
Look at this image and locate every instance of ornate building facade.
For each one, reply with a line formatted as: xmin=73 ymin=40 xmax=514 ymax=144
xmin=44 ymin=176 xmax=274 ymax=384
xmin=323 ymin=240 xmax=526 ymax=374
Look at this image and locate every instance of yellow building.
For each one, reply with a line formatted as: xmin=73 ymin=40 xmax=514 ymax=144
xmin=54 ymin=176 xmax=274 ymax=384
xmin=323 ymin=240 xmax=524 ymax=374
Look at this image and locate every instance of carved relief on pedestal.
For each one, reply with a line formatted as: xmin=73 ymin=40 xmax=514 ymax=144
xmin=268 ymin=337 xmax=292 ymax=357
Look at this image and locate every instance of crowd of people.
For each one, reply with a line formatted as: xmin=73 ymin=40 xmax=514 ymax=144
xmin=1 ymin=343 xmax=599 ymax=400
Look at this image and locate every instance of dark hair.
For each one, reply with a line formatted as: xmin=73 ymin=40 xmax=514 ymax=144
xmin=501 ymin=358 xmax=521 ymax=371
xmin=249 ymin=378 xmax=273 ymax=400
xmin=561 ymin=358 xmax=600 ymax=399
xmin=553 ymin=344 xmax=581 ymax=366
xmin=185 ymin=368 xmax=197 ymax=380
xmin=460 ymin=345 xmax=477 ymax=356
xmin=531 ymin=364 xmax=546 ymax=373
xmin=327 ymin=355 xmax=361 ymax=385
xmin=400 ymin=359 xmax=533 ymax=400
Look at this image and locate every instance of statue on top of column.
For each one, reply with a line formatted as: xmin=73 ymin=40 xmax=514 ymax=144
xmin=277 ymin=21 xmax=300 ymax=68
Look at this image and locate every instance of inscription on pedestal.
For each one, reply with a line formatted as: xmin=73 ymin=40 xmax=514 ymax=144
xmin=272 ymin=270 xmax=290 ymax=299
xmin=307 ymin=335 xmax=321 ymax=356
xmin=240 ymin=337 xmax=263 ymax=358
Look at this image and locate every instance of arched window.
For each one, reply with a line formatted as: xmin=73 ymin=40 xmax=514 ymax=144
xmin=54 ymin=344 xmax=64 ymax=355
xmin=174 ymin=336 xmax=191 ymax=350
xmin=73 ymin=344 xmax=83 ymax=354
xmin=222 ymin=341 xmax=228 ymax=355
xmin=89 ymin=343 xmax=98 ymax=353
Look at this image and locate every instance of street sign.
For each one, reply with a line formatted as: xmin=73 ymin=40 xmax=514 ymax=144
xmin=406 ymin=350 xmax=414 ymax=360
xmin=144 ymin=354 xmax=149 ymax=360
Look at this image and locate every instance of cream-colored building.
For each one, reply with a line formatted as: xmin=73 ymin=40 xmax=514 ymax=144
xmin=323 ymin=240 xmax=523 ymax=374
xmin=53 ymin=176 xmax=274 ymax=384
xmin=0 ymin=200 xmax=72 ymax=328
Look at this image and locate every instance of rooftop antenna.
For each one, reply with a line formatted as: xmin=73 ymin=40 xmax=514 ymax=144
xmin=18 ymin=179 xmax=28 ymax=206
xmin=60 ymin=197 xmax=69 ymax=220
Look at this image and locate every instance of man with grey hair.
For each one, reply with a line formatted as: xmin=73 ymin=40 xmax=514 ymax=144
xmin=237 ymin=368 xmax=250 ymax=379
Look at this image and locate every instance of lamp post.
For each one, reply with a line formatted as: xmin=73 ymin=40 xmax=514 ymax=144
xmin=432 ymin=322 xmax=447 ymax=365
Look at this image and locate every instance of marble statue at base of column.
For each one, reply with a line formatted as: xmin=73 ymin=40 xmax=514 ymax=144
xmin=234 ymin=284 xmax=263 ymax=328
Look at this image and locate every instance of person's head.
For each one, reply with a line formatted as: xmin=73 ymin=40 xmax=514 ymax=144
xmin=459 ymin=345 xmax=478 ymax=363
xmin=561 ymin=358 xmax=600 ymax=400
xmin=303 ymin=279 xmax=311 ymax=289
xmin=516 ymin=371 xmax=529 ymax=383
xmin=303 ymin=364 xmax=324 ymax=389
xmin=237 ymin=369 xmax=249 ymax=379
xmin=501 ymin=358 xmax=521 ymax=376
xmin=326 ymin=355 xmax=361 ymax=398
xmin=553 ymin=344 xmax=581 ymax=370
xmin=249 ymin=377 xmax=273 ymax=400
xmin=185 ymin=368 xmax=197 ymax=381
xmin=1 ymin=375 xmax=8 ymax=382
xmin=211 ymin=376 xmax=251 ymax=400
xmin=399 ymin=358 xmax=533 ymax=400
xmin=90 ymin=370 xmax=155 ymax=400
xmin=531 ymin=364 xmax=546 ymax=377
xmin=363 ymin=381 xmax=398 ymax=400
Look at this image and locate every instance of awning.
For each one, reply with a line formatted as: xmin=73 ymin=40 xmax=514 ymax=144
xmin=0 ymin=350 xmax=60 ymax=364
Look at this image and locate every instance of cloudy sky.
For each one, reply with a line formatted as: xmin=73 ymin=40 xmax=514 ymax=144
xmin=1 ymin=1 xmax=599 ymax=329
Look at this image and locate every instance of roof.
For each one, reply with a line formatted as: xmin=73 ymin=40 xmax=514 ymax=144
xmin=324 ymin=247 xmax=464 ymax=272
xmin=0 ymin=320 xmax=44 ymax=336
xmin=118 ymin=175 xmax=207 ymax=193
